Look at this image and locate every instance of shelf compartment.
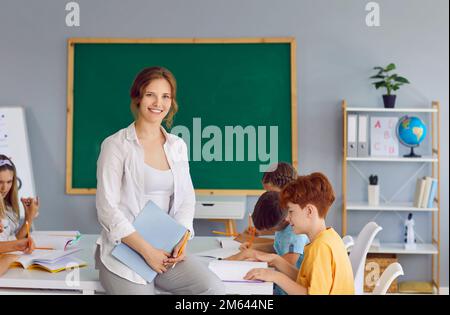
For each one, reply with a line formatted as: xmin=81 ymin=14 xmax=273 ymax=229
xmin=346 ymin=156 xmax=438 ymax=163
xmin=368 ymin=243 xmax=438 ymax=255
xmin=345 ymin=107 xmax=438 ymax=113
xmin=346 ymin=202 xmax=438 ymax=212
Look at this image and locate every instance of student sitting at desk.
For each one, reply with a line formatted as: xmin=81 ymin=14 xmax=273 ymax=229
xmin=95 ymin=66 xmax=224 ymax=295
xmin=226 ymin=191 xmax=308 ymax=295
xmin=244 ymin=172 xmax=355 ymax=295
xmin=233 ymin=162 xmax=308 ymax=266
xmin=0 ymin=155 xmax=36 ymax=276
xmin=233 ymin=191 xmax=309 ymax=266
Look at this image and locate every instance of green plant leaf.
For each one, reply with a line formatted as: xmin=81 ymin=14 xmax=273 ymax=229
xmin=385 ymin=63 xmax=396 ymax=72
xmin=395 ymin=76 xmax=410 ymax=84
xmin=386 ymin=74 xmax=398 ymax=82
xmin=373 ymin=81 xmax=386 ymax=89
xmin=373 ymin=66 xmax=384 ymax=71
xmin=370 ymin=75 xmax=385 ymax=79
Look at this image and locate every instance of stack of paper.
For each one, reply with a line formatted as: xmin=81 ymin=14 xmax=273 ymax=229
xmin=10 ymin=248 xmax=86 ymax=273
xmin=208 ymin=260 xmax=268 ymax=283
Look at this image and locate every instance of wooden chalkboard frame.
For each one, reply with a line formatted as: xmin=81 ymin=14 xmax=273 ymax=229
xmin=66 ymin=37 xmax=298 ymax=196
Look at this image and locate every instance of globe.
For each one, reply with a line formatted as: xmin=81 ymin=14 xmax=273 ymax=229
xmin=396 ymin=115 xmax=427 ymax=158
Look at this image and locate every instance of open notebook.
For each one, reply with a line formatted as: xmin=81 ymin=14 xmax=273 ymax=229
xmin=194 ymin=238 xmax=241 ymax=259
xmin=32 ymin=231 xmax=82 ymax=250
xmin=9 ymin=248 xmax=86 ymax=273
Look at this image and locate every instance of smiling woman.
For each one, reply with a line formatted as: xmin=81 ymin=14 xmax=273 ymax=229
xmin=95 ymin=66 xmax=225 ymax=295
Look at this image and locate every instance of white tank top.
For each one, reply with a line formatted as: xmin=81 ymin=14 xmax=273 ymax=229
xmin=143 ymin=164 xmax=174 ymax=213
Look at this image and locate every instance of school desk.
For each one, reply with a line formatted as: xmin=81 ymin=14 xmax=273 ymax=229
xmin=0 ymin=235 xmax=273 ymax=295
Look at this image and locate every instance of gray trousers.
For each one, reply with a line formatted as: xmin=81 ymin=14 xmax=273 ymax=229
xmin=95 ymin=246 xmax=225 ymax=295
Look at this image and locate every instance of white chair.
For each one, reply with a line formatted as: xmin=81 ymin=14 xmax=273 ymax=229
xmin=349 ymin=222 xmax=383 ymax=295
xmin=372 ymin=262 xmax=404 ymax=295
xmin=342 ymin=235 xmax=355 ymax=251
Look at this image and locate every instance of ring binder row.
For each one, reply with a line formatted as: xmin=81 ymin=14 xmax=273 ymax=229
xmin=347 ymin=114 xmax=369 ymax=157
xmin=347 ymin=115 xmax=358 ymax=157
xmin=347 ymin=114 xmax=400 ymax=158
xmin=358 ymin=115 xmax=369 ymax=157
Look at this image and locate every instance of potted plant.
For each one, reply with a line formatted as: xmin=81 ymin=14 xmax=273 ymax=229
xmin=370 ymin=63 xmax=410 ymax=108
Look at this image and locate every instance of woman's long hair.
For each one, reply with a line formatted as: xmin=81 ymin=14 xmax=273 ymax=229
xmin=0 ymin=155 xmax=20 ymax=220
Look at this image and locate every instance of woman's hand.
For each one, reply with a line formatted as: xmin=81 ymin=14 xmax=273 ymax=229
xmin=14 ymin=237 xmax=35 ymax=254
xmin=21 ymin=197 xmax=40 ymax=221
xmin=142 ymin=246 xmax=171 ymax=274
xmin=166 ymin=237 xmax=188 ymax=265
xmin=244 ymin=268 xmax=279 ymax=282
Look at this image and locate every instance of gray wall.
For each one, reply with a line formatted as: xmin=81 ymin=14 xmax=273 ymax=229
xmin=0 ymin=0 xmax=448 ymax=287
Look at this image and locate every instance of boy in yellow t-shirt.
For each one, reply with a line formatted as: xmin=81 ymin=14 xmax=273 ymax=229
xmin=245 ymin=172 xmax=354 ymax=295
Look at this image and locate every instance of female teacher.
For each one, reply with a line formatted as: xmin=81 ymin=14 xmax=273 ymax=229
xmin=95 ymin=66 xmax=225 ymax=295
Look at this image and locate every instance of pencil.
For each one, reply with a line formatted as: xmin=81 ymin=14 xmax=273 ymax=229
xmin=25 ymin=221 xmax=30 ymax=238
xmin=212 ymin=230 xmax=239 ymax=237
xmin=248 ymin=227 xmax=256 ymax=248
xmin=172 ymin=231 xmax=190 ymax=269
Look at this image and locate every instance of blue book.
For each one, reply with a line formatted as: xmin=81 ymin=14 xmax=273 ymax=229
xmin=427 ymin=179 xmax=438 ymax=209
xmin=111 ymin=200 xmax=188 ymax=283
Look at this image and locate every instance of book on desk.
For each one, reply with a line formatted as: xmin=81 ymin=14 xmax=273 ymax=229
xmin=10 ymin=248 xmax=86 ymax=273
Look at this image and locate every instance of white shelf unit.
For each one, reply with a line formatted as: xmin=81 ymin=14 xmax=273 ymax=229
xmin=346 ymin=156 xmax=438 ymax=163
xmin=346 ymin=107 xmax=438 ymax=113
xmin=346 ymin=201 xmax=438 ymax=212
xmin=369 ymin=243 xmax=438 ymax=255
xmin=342 ymin=100 xmax=441 ymax=293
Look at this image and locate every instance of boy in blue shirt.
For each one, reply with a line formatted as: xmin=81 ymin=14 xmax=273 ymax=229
xmin=227 ymin=191 xmax=309 ymax=294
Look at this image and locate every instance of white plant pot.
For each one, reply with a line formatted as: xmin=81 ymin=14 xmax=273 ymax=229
xmin=368 ymin=185 xmax=380 ymax=206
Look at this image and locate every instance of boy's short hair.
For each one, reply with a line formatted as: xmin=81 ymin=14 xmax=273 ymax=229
xmin=252 ymin=191 xmax=286 ymax=231
xmin=280 ymin=172 xmax=335 ymax=218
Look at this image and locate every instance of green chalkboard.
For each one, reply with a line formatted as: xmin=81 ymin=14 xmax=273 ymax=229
xmin=67 ymin=38 xmax=297 ymax=195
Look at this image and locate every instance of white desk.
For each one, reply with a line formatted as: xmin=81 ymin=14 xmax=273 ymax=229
xmin=0 ymin=235 xmax=272 ymax=295
xmin=0 ymin=235 xmax=103 ymax=295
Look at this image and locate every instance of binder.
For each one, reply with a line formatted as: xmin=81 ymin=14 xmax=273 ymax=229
xmin=347 ymin=114 xmax=358 ymax=157
xmin=357 ymin=115 xmax=369 ymax=157
xmin=111 ymin=200 xmax=188 ymax=283
xmin=427 ymin=179 xmax=438 ymax=209
xmin=420 ymin=177 xmax=434 ymax=208
xmin=413 ymin=178 xmax=425 ymax=208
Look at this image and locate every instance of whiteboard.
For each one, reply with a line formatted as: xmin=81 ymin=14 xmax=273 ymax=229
xmin=0 ymin=107 xmax=36 ymax=218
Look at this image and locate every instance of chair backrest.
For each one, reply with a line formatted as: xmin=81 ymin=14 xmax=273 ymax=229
xmin=342 ymin=235 xmax=355 ymax=251
xmin=372 ymin=262 xmax=404 ymax=295
xmin=349 ymin=222 xmax=383 ymax=295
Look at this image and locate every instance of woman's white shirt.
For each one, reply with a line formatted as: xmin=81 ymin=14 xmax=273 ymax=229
xmin=95 ymin=123 xmax=196 ymax=284
xmin=143 ymin=164 xmax=174 ymax=213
